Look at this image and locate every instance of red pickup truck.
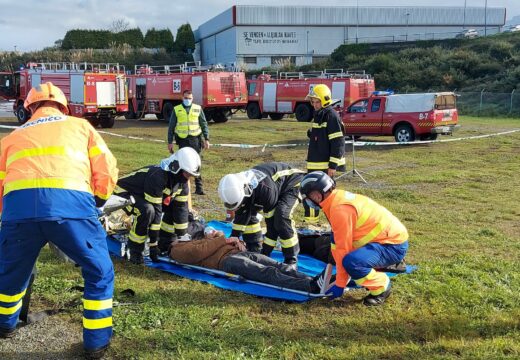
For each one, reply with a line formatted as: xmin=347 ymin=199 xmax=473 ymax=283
xmin=342 ymin=92 xmax=460 ymax=142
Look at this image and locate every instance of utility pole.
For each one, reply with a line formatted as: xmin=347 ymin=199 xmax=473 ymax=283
xmin=463 ymin=0 xmax=467 ymax=29
xmin=356 ymin=0 xmax=359 ymax=44
xmin=406 ymin=12 xmax=410 ymax=41
xmin=484 ymin=0 xmax=488 ymax=36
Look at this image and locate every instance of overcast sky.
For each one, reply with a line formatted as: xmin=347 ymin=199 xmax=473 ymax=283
xmin=1 ymin=0 xmax=518 ymax=51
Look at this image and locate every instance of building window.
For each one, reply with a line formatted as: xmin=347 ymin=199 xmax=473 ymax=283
xmin=243 ymin=57 xmax=257 ymax=64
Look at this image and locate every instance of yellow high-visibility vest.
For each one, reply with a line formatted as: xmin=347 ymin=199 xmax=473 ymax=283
xmin=174 ymin=104 xmax=202 ymax=138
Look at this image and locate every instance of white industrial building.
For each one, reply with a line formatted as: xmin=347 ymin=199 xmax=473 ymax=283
xmin=194 ymin=5 xmax=506 ymax=70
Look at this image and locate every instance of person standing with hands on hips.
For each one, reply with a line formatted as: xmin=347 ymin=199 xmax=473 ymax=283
xmin=167 ymin=90 xmax=209 ymax=195
xmin=303 ymin=84 xmax=346 ymax=223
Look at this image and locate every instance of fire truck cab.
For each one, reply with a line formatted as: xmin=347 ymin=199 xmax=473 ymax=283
xmin=0 ymin=62 xmax=128 ymax=128
xmin=246 ymin=70 xmax=375 ymax=122
xmin=126 ymin=62 xmax=247 ymax=123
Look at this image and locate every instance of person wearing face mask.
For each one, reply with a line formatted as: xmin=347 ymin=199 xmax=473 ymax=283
xmin=218 ymin=162 xmax=304 ymax=268
xmin=167 ymin=89 xmax=209 ymax=195
xmin=114 ymin=147 xmax=201 ymax=264
xmin=299 ymin=172 xmax=409 ymax=306
xmin=303 ymin=84 xmax=346 ymax=224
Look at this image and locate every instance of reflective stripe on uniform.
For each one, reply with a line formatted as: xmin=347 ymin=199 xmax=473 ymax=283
xmin=354 ymin=218 xmax=390 ymax=248
xmin=244 ymin=223 xmax=262 ymax=234
xmin=329 ymin=157 xmax=345 ymax=165
xmin=271 ymin=168 xmax=305 ymax=182
xmin=174 ymin=222 xmax=188 ymax=230
xmin=94 ymin=190 xmax=111 ymax=200
xmin=88 ymin=144 xmax=109 ymax=158
xmin=174 ymin=195 xmax=188 ymax=202
xmin=307 ymin=162 xmax=329 ymax=170
xmin=263 ymin=237 xmax=277 ymax=247
xmin=264 ymin=209 xmax=275 ymax=219
xmin=161 ymin=221 xmax=176 ymax=233
xmin=0 ymin=301 xmax=22 ymax=315
xmin=83 ymin=317 xmax=112 ymax=330
xmin=150 ymin=223 xmax=161 ymax=231
xmin=328 ymin=132 xmax=344 ymax=140
xmin=0 ymin=171 xmax=6 ymax=179
xmin=4 ymin=178 xmax=91 ymax=196
xmin=129 ymin=231 xmax=147 ymax=243
xmin=6 ymin=146 xmax=88 ymax=167
xmin=83 ymin=298 xmax=113 ymax=311
xmin=312 ymin=122 xmax=328 ymax=128
xmin=232 ymin=223 xmax=246 ymax=232
xmin=144 ymin=193 xmax=163 ymax=204
xmin=0 ymin=290 xmax=26 ymax=303
xmin=279 ymin=235 xmax=298 ymax=248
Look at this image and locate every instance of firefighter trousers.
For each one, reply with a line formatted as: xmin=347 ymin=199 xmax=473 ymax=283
xmin=262 ymin=189 xmax=300 ymax=264
xmin=177 ymin=136 xmax=203 ymax=191
xmin=122 ymin=194 xmax=160 ymax=249
xmin=0 ymin=219 xmax=114 ymax=350
xmin=342 ymin=241 xmax=408 ymax=295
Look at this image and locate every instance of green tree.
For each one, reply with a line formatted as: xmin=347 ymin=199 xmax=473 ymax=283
xmin=175 ymin=23 xmax=195 ymax=54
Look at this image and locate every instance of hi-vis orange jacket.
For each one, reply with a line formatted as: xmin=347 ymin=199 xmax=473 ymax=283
xmin=320 ymin=189 xmax=408 ymax=287
xmin=0 ymin=107 xmax=118 ymax=221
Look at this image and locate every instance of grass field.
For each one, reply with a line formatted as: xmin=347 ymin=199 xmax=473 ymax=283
xmin=0 ymin=115 xmax=519 ymax=359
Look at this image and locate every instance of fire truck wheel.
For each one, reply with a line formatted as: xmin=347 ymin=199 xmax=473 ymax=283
xmin=295 ymin=103 xmax=313 ymax=122
xmin=394 ymin=124 xmax=415 ymax=143
xmin=100 ymin=117 xmax=115 ymax=128
xmin=213 ymin=110 xmax=230 ymax=123
xmin=16 ymin=105 xmax=30 ymax=124
xmin=162 ymin=103 xmax=174 ymax=122
xmin=87 ymin=118 xmax=101 ymax=128
xmin=268 ymin=113 xmax=284 ymax=120
xmin=246 ymin=103 xmax=262 ymax=119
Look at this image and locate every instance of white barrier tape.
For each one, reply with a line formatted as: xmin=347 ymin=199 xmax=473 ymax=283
xmin=3 ymin=125 xmax=518 ymax=149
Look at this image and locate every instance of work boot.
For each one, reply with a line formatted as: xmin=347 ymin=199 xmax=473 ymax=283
xmin=194 ymin=187 xmax=205 ymax=195
xmin=128 ymin=242 xmax=144 ymax=265
xmin=363 ymin=284 xmax=392 ymax=306
xmin=84 ymin=343 xmax=110 ymax=360
xmin=159 ymin=235 xmax=177 ymax=253
xmin=0 ymin=327 xmax=16 ymax=339
xmin=378 ymin=260 xmax=407 ymax=274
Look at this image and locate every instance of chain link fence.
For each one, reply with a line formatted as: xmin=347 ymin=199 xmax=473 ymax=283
xmin=457 ymin=91 xmax=520 ymax=117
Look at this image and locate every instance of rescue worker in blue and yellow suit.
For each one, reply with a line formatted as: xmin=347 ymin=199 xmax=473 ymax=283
xmin=304 ymin=84 xmax=346 ymax=223
xmin=0 ymin=82 xmax=118 ymax=359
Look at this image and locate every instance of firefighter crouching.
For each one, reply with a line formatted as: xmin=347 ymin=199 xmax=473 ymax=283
xmin=0 ymin=82 xmax=118 ymax=358
xmin=300 ymin=172 xmax=409 ymax=306
xmin=218 ymin=162 xmax=304 ymax=267
xmin=304 ymin=84 xmax=346 ymax=223
xmin=114 ymin=147 xmax=201 ymax=264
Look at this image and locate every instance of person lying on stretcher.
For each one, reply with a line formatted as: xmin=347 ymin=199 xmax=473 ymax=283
xmin=168 ymin=228 xmax=328 ymax=294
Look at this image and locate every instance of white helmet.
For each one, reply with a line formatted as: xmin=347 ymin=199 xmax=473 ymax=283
xmin=218 ymin=173 xmax=253 ymax=210
xmin=160 ymin=147 xmax=201 ymax=177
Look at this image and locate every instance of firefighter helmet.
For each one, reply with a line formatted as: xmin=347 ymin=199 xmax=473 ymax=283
xmin=299 ymin=171 xmax=336 ymax=200
xmin=24 ymin=82 xmax=69 ymax=113
xmin=218 ymin=173 xmax=253 ymax=211
xmin=306 ymin=84 xmax=332 ymax=107
xmin=160 ymin=147 xmax=201 ymax=177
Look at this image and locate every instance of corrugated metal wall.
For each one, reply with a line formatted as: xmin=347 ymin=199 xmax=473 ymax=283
xmin=234 ymin=6 xmax=505 ymax=27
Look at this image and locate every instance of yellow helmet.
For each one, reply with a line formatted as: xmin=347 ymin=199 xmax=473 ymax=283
xmin=24 ymin=82 xmax=68 ymax=113
xmin=306 ymin=84 xmax=332 ymax=107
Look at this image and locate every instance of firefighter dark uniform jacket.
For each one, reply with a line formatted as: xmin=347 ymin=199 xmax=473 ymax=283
xmin=306 ymin=106 xmax=346 ymax=171
xmin=230 ymin=162 xmax=304 ymax=263
xmin=115 ymin=166 xmax=189 ymax=245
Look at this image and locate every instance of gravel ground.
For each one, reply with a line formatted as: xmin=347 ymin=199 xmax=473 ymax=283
xmin=0 ymin=314 xmax=86 ymax=359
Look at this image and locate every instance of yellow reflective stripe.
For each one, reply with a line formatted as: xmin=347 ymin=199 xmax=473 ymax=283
xmin=144 ymin=193 xmax=163 ymax=204
xmin=7 ymin=146 xmax=88 ymax=167
xmin=129 ymin=231 xmax=147 ymax=243
xmin=328 ymin=132 xmax=344 ymax=140
xmin=113 ymin=185 xmax=126 ymax=194
xmin=244 ymin=223 xmax=262 ymax=234
xmin=354 ymin=269 xmax=377 ymax=285
xmin=161 ymin=222 xmax=176 ymax=233
xmin=271 ymin=168 xmax=305 ymax=182
xmin=354 ymin=219 xmax=389 ymax=248
xmin=88 ymin=144 xmax=108 ymax=158
xmin=4 ymin=178 xmax=91 ymax=195
xmin=312 ymin=122 xmax=328 ymax=128
xmin=0 ymin=171 xmax=5 ymax=180
xmin=83 ymin=298 xmax=112 ymax=311
xmin=94 ymin=190 xmax=111 ymax=200
xmin=174 ymin=222 xmax=188 ymax=230
xmin=0 ymin=301 xmax=22 ymax=315
xmin=163 ymin=188 xmax=172 ymax=195
xmin=174 ymin=195 xmax=188 ymax=202
xmin=307 ymin=162 xmax=329 ymax=170
xmin=232 ymin=223 xmax=246 ymax=232
xmin=264 ymin=209 xmax=275 ymax=219
xmin=83 ymin=317 xmax=112 ymax=330
xmin=0 ymin=290 xmax=26 ymax=303
xmin=263 ymin=237 xmax=277 ymax=247
xmin=331 ymin=243 xmax=336 ymax=250
xmin=329 ymin=157 xmax=345 ymax=165
xmin=355 ymin=207 xmax=372 ymax=228
xmin=280 ymin=235 xmax=298 ymax=248
xmin=150 ymin=223 xmax=161 ymax=231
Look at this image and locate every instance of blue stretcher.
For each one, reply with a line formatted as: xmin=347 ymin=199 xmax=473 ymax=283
xmin=106 ymin=220 xmax=415 ymax=302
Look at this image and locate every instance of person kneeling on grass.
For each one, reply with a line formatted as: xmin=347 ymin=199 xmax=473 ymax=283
xmin=168 ymin=228 xmax=326 ymax=294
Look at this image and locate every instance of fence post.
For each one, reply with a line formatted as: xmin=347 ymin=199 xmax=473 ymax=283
xmin=479 ymin=88 xmax=485 ymax=116
xmin=510 ymin=89 xmax=516 ymax=114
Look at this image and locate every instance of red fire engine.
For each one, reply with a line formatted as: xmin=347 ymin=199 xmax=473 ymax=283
xmin=246 ymin=70 xmax=375 ymax=121
xmin=0 ymin=62 xmax=128 ymax=128
xmin=126 ymin=62 xmax=247 ymax=123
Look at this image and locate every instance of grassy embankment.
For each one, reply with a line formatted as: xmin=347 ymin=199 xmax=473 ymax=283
xmin=0 ymin=115 xmax=519 ymax=359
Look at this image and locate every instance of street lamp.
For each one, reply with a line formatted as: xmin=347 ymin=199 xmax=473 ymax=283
xmin=405 ymin=12 xmax=410 ymax=41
